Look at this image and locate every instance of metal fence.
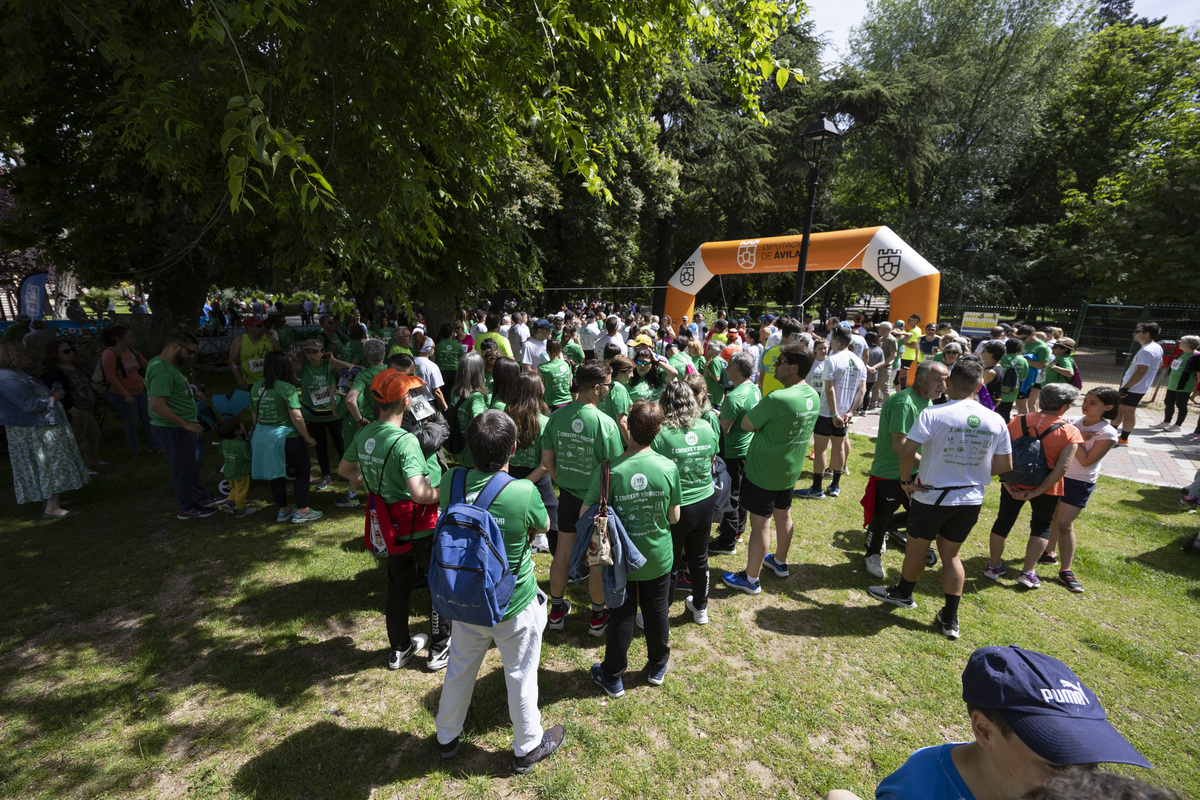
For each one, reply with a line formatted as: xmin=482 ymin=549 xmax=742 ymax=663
xmin=943 ymin=303 xmax=1200 ymax=399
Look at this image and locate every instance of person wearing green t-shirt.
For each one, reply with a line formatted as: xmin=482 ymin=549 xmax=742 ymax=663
xmin=538 ymin=340 xmax=574 ymax=409
xmin=216 ymin=417 xmax=257 ymax=517
xmin=666 ymin=338 xmax=693 ymax=380
xmin=997 ymin=339 xmax=1029 ymax=421
xmin=433 ymin=323 xmax=466 ymax=390
xmin=702 ymin=341 xmax=729 ymax=408
xmin=722 ymin=343 xmax=820 ymax=596
xmin=337 ymin=369 xmax=450 ymax=672
xmin=862 ymin=361 xmax=949 ymax=579
xmin=598 ymin=355 xmax=634 ymax=445
xmin=339 ymin=339 xmax=389 ymax=509
xmin=586 ymin=400 xmax=681 ymax=697
xmin=317 ymin=315 xmax=348 ymax=355
xmin=505 ymin=372 xmax=556 ymax=555
xmin=146 ymin=331 xmax=221 ymax=520
xmin=337 ymin=328 xmax=367 ymax=366
xmin=1159 ymin=335 xmax=1200 ymax=432
xmin=628 ymin=344 xmax=677 ymax=404
xmin=448 ymin=351 xmax=490 ymax=470
xmin=1016 ymin=325 xmax=1050 ymax=415
xmin=561 ymin=326 xmax=585 ymax=371
xmin=900 ymin=315 xmax=922 ymax=390
xmin=1042 ymin=339 xmax=1076 ymax=386
xmin=757 ymin=317 xmax=804 ymax=398
xmin=250 ymin=351 xmax=321 ymax=523
xmin=711 ymin=352 xmax=761 ymax=555
xmin=433 ymin=410 xmax=564 ymax=772
xmin=541 ymin=360 xmax=625 ymax=636
xmin=652 ymin=382 xmax=719 ymax=624
xmin=293 ymin=339 xmax=356 ymax=490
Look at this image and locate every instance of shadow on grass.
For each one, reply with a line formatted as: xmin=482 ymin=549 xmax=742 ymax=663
xmin=1130 ymin=534 xmax=1200 ymax=581
xmin=1115 ymin=483 xmax=1190 ymax=515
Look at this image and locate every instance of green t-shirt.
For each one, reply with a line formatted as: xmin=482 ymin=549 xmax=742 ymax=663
xmin=1169 ymin=353 xmax=1199 ymax=392
xmin=563 ymin=341 xmax=585 ymax=370
xmin=869 ymin=388 xmax=930 ymax=480
xmin=668 ymin=352 xmax=693 ymax=378
xmin=251 ymin=377 xmax=302 ymax=436
xmin=744 ymin=382 xmax=820 ymax=491
xmin=475 ymin=331 xmax=513 ymax=358
xmin=488 ymin=396 xmax=507 ymax=412
xmin=1042 ymin=353 xmax=1074 ymax=385
xmin=297 ymin=360 xmax=340 ymax=422
xmin=719 ymin=381 xmax=762 ymax=459
xmin=338 ymin=338 xmax=365 ymax=365
xmin=434 ymin=338 xmax=465 ymax=371
xmin=543 ymin=401 xmax=624 ymax=497
xmin=387 ymin=343 xmax=413 ymax=359
xmin=220 ymin=438 xmax=252 ymax=481
xmin=320 ymin=330 xmax=348 ymax=352
xmin=343 ymin=364 xmax=388 ymax=447
xmin=440 ymin=468 xmax=547 ymax=621
xmin=583 ymin=449 xmax=681 ymax=582
xmin=145 ymin=357 xmax=197 ymax=427
xmin=510 ymin=413 xmax=549 ymax=470
xmin=628 ymin=378 xmax=662 ymax=403
xmin=344 ymin=422 xmax=431 ymax=523
xmin=273 ymin=324 xmax=295 ymax=351
xmin=3 ymin=324 xmax=28 ymax=342
xmin=1026 ymin=339 xmax=1051 ymax=375
xmin=702 ymin=408 xmax=721 ymax=442
xmin=652 ymin=420 xmax=718 ymax=505
xmin=1000 ymin=354 xmax=1029 ymax=403
xmin=454 ymin=391 xmax=489 ymax=469
xmin=703 ymin=356 xmax=728 ymax=407
xmin=538 ymin=359 xmax=573 ymax=407
xmin=598 ymin=380 xmax=632 ymax=422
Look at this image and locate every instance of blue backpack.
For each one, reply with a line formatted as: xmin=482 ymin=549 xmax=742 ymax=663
xmin=428 ymin=469 xmax=519 ymax=627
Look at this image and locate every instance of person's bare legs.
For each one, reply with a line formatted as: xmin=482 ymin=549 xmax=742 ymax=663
xmin=771 ymin=506 xmax=795 ymax=564
xmin=900 ymin=535 xmax=933 ymax=584
xmin=1021 ymin=535 xmax=1049 ymax=574
xmin=812 ymin=434 xmax=830 ymax=477
xmin=1116 ymin=403 xmax=1136 ymax=437
xmin=989 ymin=533 xmax=1008 ymax=568
xmin=1052 ymin=503 xmax=1083 ymax=571
xmin=43 ymin=493 xmax=66 ymax=516
xmin=745 ymin=512 xmax=770 ymax=580
xmin=938 ymin=538 xmax=965 ymax=595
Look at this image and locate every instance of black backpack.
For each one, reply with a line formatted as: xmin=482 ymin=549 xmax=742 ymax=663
xmin=444 ymin=397 xmax=467 ymax=455
xmin=1000 ymin=415 xmax=1066 ymax=487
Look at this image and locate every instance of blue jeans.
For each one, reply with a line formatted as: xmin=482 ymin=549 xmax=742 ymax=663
xmin=106 ymin=390 xmax=160 ymax=454
xmin=156 ymin=425 xmax=213 ymax=513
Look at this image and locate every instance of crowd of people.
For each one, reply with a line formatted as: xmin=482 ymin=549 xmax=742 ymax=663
xmin=0 ymin=299 xmax=1183 ymax=790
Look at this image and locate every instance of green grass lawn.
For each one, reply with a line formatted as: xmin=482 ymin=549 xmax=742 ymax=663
xmin=1 ymin=418 xmax=1198 ymax=799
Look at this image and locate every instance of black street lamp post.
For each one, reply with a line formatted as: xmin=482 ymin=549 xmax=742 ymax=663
xmin=956 ymin=243 xmax=979 ymax=324
xmin=791 ymin=114 xmax=841 ymax=321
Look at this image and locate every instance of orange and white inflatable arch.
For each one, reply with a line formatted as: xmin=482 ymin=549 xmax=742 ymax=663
xmin=664 ymin=226 xmax=941 ymax=336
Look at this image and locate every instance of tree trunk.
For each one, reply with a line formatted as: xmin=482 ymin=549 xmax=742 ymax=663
xmin=652 ymin=214 xmax=675 ymax=317
xmin=149 ymin=263 xmax=209 ymax=348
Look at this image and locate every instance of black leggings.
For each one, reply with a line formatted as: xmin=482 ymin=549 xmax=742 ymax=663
xmin=270 ymin=436 xmax=312 ymax=509
xmin=602 ymin=571 xmax=670 ymax=678
xmin=1164 ymin=389 xmax=1190 ymax=426
xmin=866 ymin=478 xmax=911 ymax=556
xmin=669 ymin=494 xmax=717 ymax=610
xmin=996 ymin=401 xmax=1014 ymax=422
xmin=387 ymin=537 xmax=451 ymax=651
xmin=991 ymin=484 xmax=1060 ymax=540
xmin=307 ymin=417 xmax=344 ymax=476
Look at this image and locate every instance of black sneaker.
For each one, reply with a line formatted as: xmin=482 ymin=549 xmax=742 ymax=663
xmin=388 ymin=633 xmax=428 ymax=670
xmin=934 ymin=609 xmax=960 ymax=640
xmin=513 ymin=724 xmax=565 ymax=774
xmin=867 ymin=584 xmax=917 ymax=610
xmin=439 ymin=708 xmax=470 ymax=759
xmin=1038 ymin=551 xmax=1060 ymax=566
xmin=708 ymin=538 xmax=737 ymax=556
xmin=674 ymin=570 xmax=692 ymax=593
xmin=177 ymin=507 xmax=217 ymax=520
xmin=1058 ymin=570 xmax=1085 ymax=593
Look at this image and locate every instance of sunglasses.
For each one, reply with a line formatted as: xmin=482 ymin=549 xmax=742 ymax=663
xmin=635 ymin=360 xmax=651 ymax=366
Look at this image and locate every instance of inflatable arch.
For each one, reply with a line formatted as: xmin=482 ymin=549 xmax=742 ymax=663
xmin=664 ymin=226 xmax=941 ymax=337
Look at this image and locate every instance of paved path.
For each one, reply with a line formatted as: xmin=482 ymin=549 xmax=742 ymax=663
xmin=847 ymin=402 xmax=1198 ymax=489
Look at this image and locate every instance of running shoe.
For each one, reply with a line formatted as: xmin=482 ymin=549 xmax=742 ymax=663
xmin=388 ymin=633 xmax=428 ymax=670
xmin=708 ymin=538 xmax=737 ymax=556
xmin=513 ymin=725 xmax=566 ymax=774
xmin=334 ymin=494 xmax=360 ymax=508
xmin=1037 ymin=551 xmax=1060 ymax=566
xmin=531 ymin=534 xmax=551 ymax=553
xmin=314 ymin=476 xmax=335 ymax=491
xmin=865 ymin=553 xmax=885 ymax=579
xmin=234 ymin=507 xmax=260 ymax=519
xmin=762 ymin=553 xmax=790 ymax=578
xmin=674 ymin=570 xmax=692 ymax=593
xmin=276 ymin=509 xmax=294 ymax=523
xmin=1016 ymin=570 xmax=1041 ymax=589
xmin=1058 ymin=570 xmax=1085 ymax=593
xmin=722 ymin=571 xmax=762 ymax=595
xmin=588 ymin=608 xmax=609 ymax=637
xmin=546 ymin=598 xmax=571 ymax=630
xmin=685 ymin=595 xmax=709 ymax=625
xmin=645 ymin=658 xmax=668 ymax=686
xmin=867 ymin=584 xmax=917 ymax=609
xmin=427 ymin=641 xmax=451 ymax=671
xmin=983 ymin=563 xmax=1007 ymax=581
xmin=1165 ymin=424 xmax=1182 ymax=432
xmin=793 ymin=488 xmax=825 ymax=500
xmin=177 ymin=507 xmax=218 ymax=520
xmin=934 ymin=609 xmax=960 ymax=640
xmin=826 ymin=484 xmax=841 ymax=498
xmin=292 ymin=509 xmax=324 ymax=524
xmin=590 ymin=663 xmax=624 ymax=699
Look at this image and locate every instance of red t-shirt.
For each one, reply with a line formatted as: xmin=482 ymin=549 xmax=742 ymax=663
xmin=1006 ymin=412 xmax=1084 ymax=495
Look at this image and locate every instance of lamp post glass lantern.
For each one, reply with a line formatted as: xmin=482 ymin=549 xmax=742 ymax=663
xmin=791 ymin=115 xmax=841 ymax=321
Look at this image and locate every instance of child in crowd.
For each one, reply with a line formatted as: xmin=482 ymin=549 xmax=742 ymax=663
xmin=217 ymin=417 xmax=258 ymax=518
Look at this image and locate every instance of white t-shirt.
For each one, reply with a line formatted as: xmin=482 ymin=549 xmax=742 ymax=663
xmin=1123 ymin=342 xmax=1163 ymax=394
xmin=807 ymin=359 xmax=829 ymax=416
xmin=507 ymin=323 xmax=530 ymax=355
xmin=1064 ymin=415 xmax=1118 ymax=484
xmin=849 ymin=333 xmax=868 ymax=361
xmin=414 ymin=356 xmax=444 ymax=403
xmin=580 ymin=322 xmax=601 ymax=350
xmin=521 ymin=337 xmax=549 ymax=367
xmin=595 ymin=333 xmax=626 ymax=357
xmin=765 ymin=329 xmax=783 ymax=348
xmin=470 ymin=322 xmax=488 ymax=337
xmin=822 ymin=348 xmax=867 ymax=417
xmin=906 ymin=398 xmax=1012 ymax=506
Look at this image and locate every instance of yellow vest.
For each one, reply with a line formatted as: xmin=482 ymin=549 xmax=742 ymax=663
xmin=239 ymin=334 xmax=274 ymax=384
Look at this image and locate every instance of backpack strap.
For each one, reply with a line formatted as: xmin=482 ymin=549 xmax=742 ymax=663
xmin=473 ymin=471 xmax=515 ymax=510
xmin=451 ymin=466 xmax=470 ymax=505
xmin=1036 ymin=421 xmax=1067 ymax=441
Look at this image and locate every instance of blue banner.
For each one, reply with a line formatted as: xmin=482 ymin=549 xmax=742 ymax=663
xmin=18 ymin=272 xmax=48 ymax=320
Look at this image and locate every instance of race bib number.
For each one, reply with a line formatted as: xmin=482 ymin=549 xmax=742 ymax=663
xmin=1171 ymin=358 xmax=1182 ymax=371
xmin=249 ymin=358 xmax=265 ymax=373
xmin=311 ymin=386 xmax=332 ymax=408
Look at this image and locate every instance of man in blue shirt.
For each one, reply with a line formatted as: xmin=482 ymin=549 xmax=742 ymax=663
xmin=824 ymin=646 xmax=1150 ymax=800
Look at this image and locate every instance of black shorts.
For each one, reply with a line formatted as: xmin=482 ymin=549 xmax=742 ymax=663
xmin=557 ymin=487 xmax=585 ymax=535
xmin=1119 ymin=391 xmax=1145 ymax=407
xmin=1061 ymin=477 xmax=1095 ymax=509
xmin=1017 ymin=389 xmax=1031 ymax=400
xmin=814 ymin=415 xmax=847 ymax=438
xmin=907 ymin=501 xmax=982 ymax=544
xmin=740 ymin=477 xmax=794 ymax=517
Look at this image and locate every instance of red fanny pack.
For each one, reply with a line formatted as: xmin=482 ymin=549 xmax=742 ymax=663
xmin=365 ymin=495 xmax=439 ymax=556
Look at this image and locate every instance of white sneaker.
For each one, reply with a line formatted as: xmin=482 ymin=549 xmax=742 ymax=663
xmin=1150 ymin=421 xmax=1170 ymax=429
xmin=388 ymin=633 xmax=428 ymax=670
xmin=865 ymin=553 xmax=885 ymax=579
xmin=685 ymin=595 xmax=708 ymax=625
xmin=1165 ymin=424 xmax=1182 ymax=432
xmin=531 ymin=534 xmax=551 ymax=553
xmin=427 ymin=639 xmax=451 ymax=671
